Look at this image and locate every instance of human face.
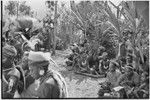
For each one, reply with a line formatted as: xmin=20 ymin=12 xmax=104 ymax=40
xmin=109 ymin=63 xmax=115 ymax=72
xmin=2 ymin=55 xmax=7 ymax=63
xmin=29 ymin=65 xmax=40 ymax=79
xmin=141 ymin=73 xmax=146 ymax=82
xmin=126 ymin=57 xmax=132 ymax=64
xmin=125 ymin=67 xmax=133 ymax=75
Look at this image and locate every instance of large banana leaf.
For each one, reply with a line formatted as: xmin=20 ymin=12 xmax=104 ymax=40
xmin=121 ymin=1 xmax=136 ymax=32
xmin=121 ymin=1 xmax=149 ymax=64
xmin=134 ymin=1 xmax=149 ymax=27
xmin=102 ymin=2 xmax=121 ymax=40
xmin=70 ymin=1 xmax=84 ymax=28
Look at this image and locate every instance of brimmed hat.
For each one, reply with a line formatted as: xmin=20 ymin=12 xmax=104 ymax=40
xmin=3 ymin=45 xmax=17 ymax=58
xmin=28 ymin=51 xmax=50 ymax=67
xmin=99 ymin=46 xmax=105 ymax=50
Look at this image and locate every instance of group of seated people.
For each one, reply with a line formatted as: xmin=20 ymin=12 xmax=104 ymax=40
xmin=66 ymin=42 xmax=110 ymax=75
xmin=66 ymin=40 xmax=149 ymax=98
xmin=98 ymin=59 xmax=149 ymax=98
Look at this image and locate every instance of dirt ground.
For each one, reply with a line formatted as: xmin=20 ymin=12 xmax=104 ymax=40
xmin=50 ymin=50 xmax=106 ymax=98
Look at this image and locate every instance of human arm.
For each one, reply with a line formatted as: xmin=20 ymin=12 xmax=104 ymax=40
xmin=133 ymin=73 xmax=140 ymax=87
xmin=116 ymin=74 xmax=126 ymax=86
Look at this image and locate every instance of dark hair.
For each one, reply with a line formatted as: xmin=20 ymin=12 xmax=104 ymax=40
xmin=127 ymin=64 xmax=133 ymax=67
xmin=9 ymin=39 xmax=16 ymax=45
xmin=2 ymin=37 xmax=5 ymax=42
xmin=42 ymin=64 xmax=49 ymax=72
xmin=110 ymin=61 xmax=118 ymax=68
xmin=30 ymin=60 xmax=49 ymax=66
xmin=145 ymin=77 xmax=149 ymax=84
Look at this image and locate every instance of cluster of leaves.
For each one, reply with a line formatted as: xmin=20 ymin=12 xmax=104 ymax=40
xmin=5 ymin=1 xmax=18 ymax=15
xmin=100 ymin=30 xmax=118 ymax=59
xmin=19 ymin=1 xmax=32 ymax=15
xmin=68 ymin=1 xmax=118 ymax=59
xmin=45 ymin=1 xmax=55 ymax=11
xmin=5 ymin=1 xmax=33 ymax=16
xmin=43 ymin=1 xmax=148 ymax=60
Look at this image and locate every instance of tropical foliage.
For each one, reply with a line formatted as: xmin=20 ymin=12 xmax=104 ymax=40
xmin=5 ymin=1 xmax=33 ymax=16
xmin=4 ymin=1 xmax=149 ymax=62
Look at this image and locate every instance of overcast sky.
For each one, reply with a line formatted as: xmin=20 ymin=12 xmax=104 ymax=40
xmin=3 ymin=0 xmax=121 ymax=19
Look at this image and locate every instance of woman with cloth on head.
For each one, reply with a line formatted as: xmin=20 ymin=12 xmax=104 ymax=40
xmin=98 ymin=61 xmax=122 ymax=97
xmin=17 ymin=51 xmax=68 ymax=98
xmin=2 ymin=44 xmax=18 ymax=98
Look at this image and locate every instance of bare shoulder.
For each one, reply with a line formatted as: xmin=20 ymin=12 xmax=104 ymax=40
xmin=38 ymin=78 xmax=56 ymax=91
xmin=45 ymin=77 xmax=56 ymax=85
xmin=116 ymin=70 xmax=122 ymax=75
xmin=133 ymin=72 xmax=140 ymax=77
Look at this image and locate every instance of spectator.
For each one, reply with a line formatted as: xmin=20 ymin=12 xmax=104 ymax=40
xmin=117 ymin=65 xmax=140 ymax=93
xmin=134 ymin=72 xmax=149 ymax=98
xmin=19 ymin=51 xmax=68 ymax=98
xmin=2 ymin=44 xmax=17 ymax=98
xmin=98 ymin=61 xmax=122 ymax=97
xmin=106 ymin=61 xmax=122 ymax=88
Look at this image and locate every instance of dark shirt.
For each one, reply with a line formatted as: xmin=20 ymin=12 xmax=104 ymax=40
xmin=87 ymin=55 xmax=99 ymax=68
xmin=20 ymin=71 xmax=67 ymax=98
xmin=120 ymin=43 xmax=127 ymax=57
xmin=37 ymin=78 xmax=60 ymax=98
xmin=37 ymin=71 xmax=66 ymax=98
xmin=117 ymin=72 xmax=140 ymax=88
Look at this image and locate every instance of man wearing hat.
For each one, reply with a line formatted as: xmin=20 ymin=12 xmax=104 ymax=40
xmin=19 ymin=51 xmax=68 ymax=98
xmin=126 ymin=54 xmax=138 ymax=73
xmin=2 ymin=44 xmax=17 ymax=75
xmin=126 ymin=53 xmax=136 ymax=65
xmin=98 ymin=61 xmax=122 ymax=97
xmin=106 ymin=61 xmax=122 ymax=88
xmin=117 ymin=65 xmax=140 ymax=96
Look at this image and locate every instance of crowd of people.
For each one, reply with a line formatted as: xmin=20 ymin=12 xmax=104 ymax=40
xmin=66 ymin=39 xmax=149 ymax=98
xmin=66 ymin=40 xmax=110 ymax=75
xmin=2 ymin=28 xmax=68 ymax=98
xmin=2 ymin=26 xmax=149 ymax=98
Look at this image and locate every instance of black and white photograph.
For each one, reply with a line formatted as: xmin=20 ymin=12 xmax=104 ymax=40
xmin=1 ymin=0 xmax=149 ymax=99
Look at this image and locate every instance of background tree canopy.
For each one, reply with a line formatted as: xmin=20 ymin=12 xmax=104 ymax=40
xmin=3 ymin=1 xmax=149 ymax=61
xmin=5 ymin=1 xmax=33 ymax=16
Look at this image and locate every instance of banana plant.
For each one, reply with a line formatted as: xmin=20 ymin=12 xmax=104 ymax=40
xmin=94 ymin=1 xmax=125 ymax=59
xmin=93 ymin=1 xmax=145 ymax=63
xmin=69 ymin=1 xmax=148 ymax=63
xmin=108 ymin=1 xmax=148 ymax=64
xmin=70 ymin=1 xmax=85 ymax=29
xmin=120 ymin=1 xmax=149 ymax=64
xmin=70 ymin=1 xmax=106 ymax=41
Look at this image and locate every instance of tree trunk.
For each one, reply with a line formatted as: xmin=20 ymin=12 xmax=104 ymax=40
xmin=49 ymin=28 xmax=52 ymax=51
xmin=116 ymin=42 xmax=126 ymax=60
xmin=52 ymin=1 xmax=58 ymax=55
xmin=17 ymin=1 xmax=19 ymax=19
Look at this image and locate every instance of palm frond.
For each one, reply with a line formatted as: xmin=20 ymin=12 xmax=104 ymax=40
xmin=70 ymin=1 xmax=85 ymax=27
xmin=121 ymin=1 xmax=136 ymax=32
xmin=102 ymin=2 xmax=121 ymax=37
